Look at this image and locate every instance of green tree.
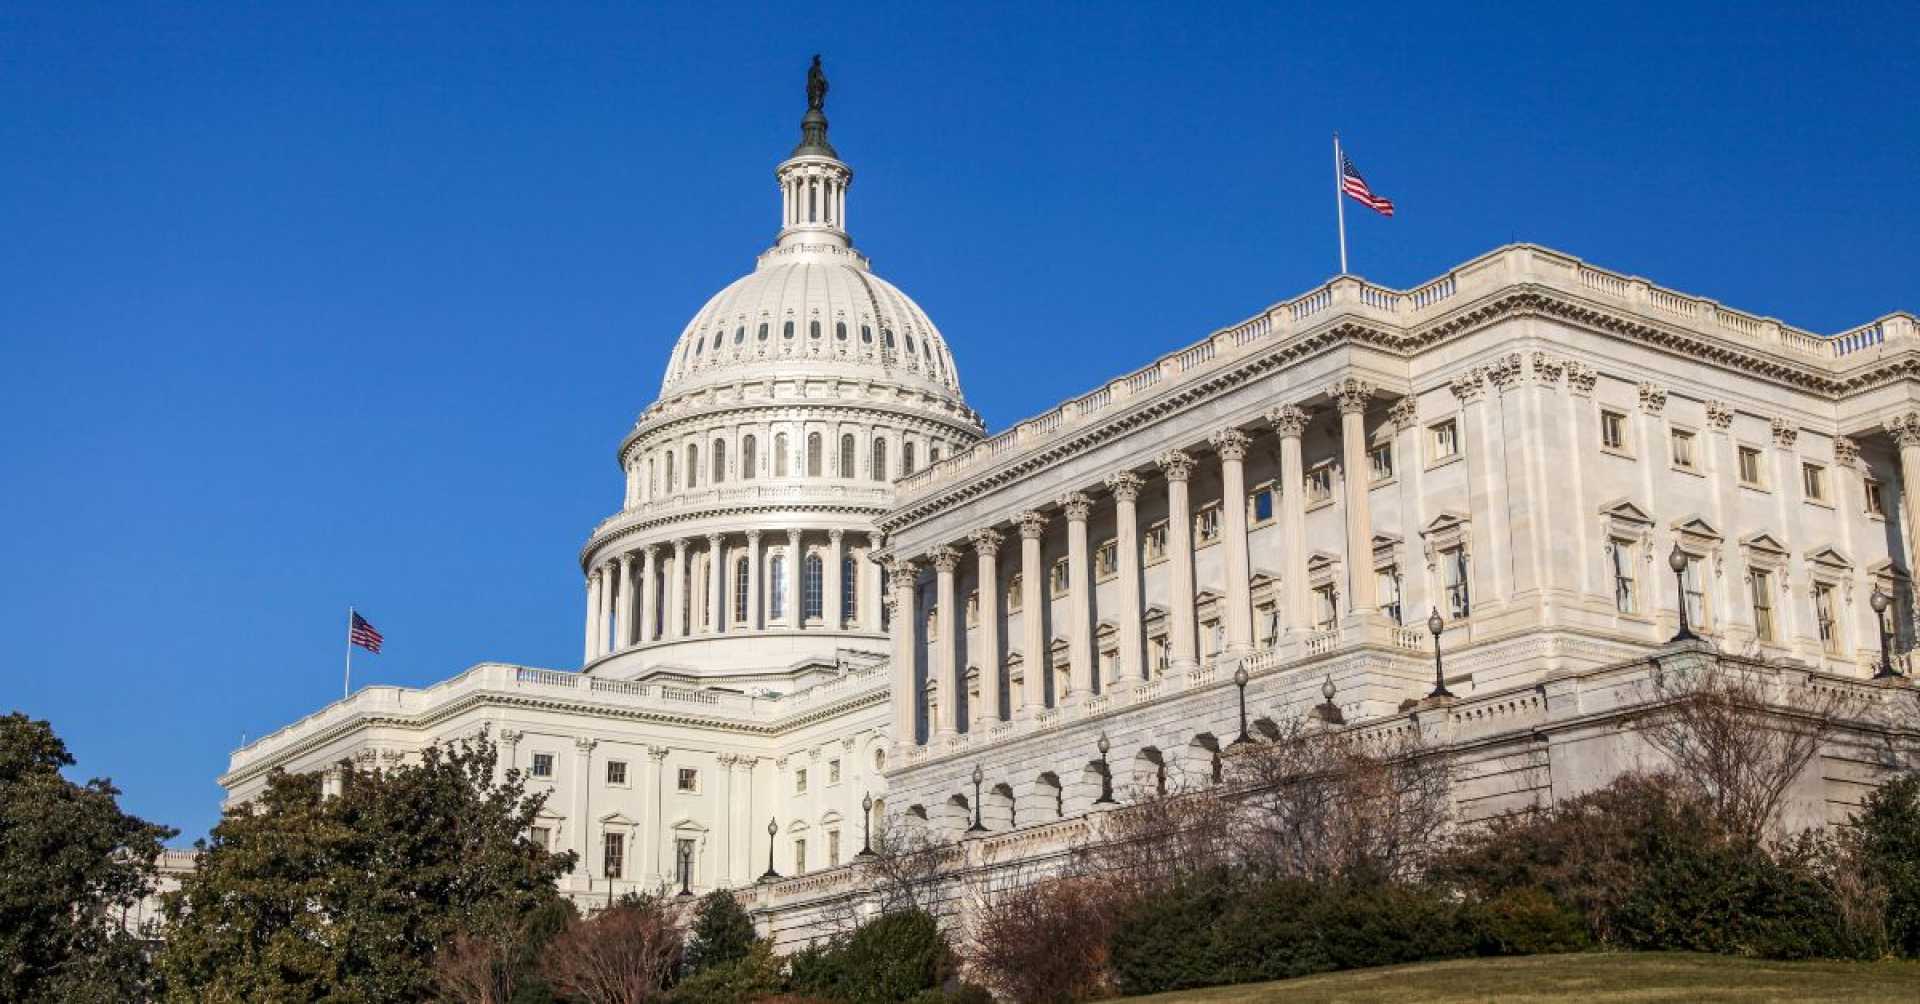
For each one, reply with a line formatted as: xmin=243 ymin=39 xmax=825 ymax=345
xmin=683 ymin=890 xmax=757 ymax=974
xmin=1851 ymin=774 xmax=1920 ymax=956
xmin=0 ymin=712 xmax=176 ymax=1004
xmin=157 ymin=732 xmax=575 ymax=1002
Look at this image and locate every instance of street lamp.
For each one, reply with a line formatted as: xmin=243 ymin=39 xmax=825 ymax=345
xmin=1871 ymin=588 xmax=1900 ymax=680
xmin=758 ymin=817 xmax=780 ymax=883
xmin=1228 ymin=665 xmax=1252 ymax=747
xmin=1426 ymin=607 xmax=1453 ymax=699
xmin=1668 ymin=543 xmax=1697 ymax=643
xmin=967 ymin=764 xmax=988 ymax=833
xmin=676 ymin=840 xmax=694 ymax=898
xmin=1094 ymin=731 xmax=1116 ymax=805
xmin=854 ymin=791 xmax=876 ymax=860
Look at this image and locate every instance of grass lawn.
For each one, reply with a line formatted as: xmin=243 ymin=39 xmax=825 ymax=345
xmin=1119 ymin=952 xmax=1920 ymax=1002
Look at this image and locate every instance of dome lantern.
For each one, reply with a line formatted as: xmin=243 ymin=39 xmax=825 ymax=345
xmin=776 ymin=55 xmax=852 ymax=251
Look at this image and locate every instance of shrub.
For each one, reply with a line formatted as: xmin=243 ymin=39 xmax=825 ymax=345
xmin=1462 ymin=886 xmax=1590 ymax=956
xmin=787 ymin=910 xmax=950 ymax=1004
xmin=1851 ymin=774 xmax=1920 ymax=956
xmin=968 ymin=877 xmax=1120 ymax=1002
xmin=684 ymin=891 xmax=759 ymax=975
xmin=665 ymin=940 xmax=783 ymax=1004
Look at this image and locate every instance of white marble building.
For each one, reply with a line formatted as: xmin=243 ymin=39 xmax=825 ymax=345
xmin=223 ymin=69 xmax=1920 ymax=931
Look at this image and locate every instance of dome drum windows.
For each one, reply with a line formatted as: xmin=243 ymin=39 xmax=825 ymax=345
xmin=711 ymin=439 xmax=727 ymax=484
xmin=838 ymin=434 xmax=856 ymax=478
xmin=809 ymin=320 xmax=822 ymax=339
xmin=742 ymin=435 xmax=758 ymax=479
xmin=774 ymin=433 xmax=790 ymax=477
xmin=871 ymin=438 xmax=888 ymax=481
xmin=835 ymin=321 xmax=847 ymax=341
xmin=806 ymin=433 xmax=823 ymax=477
xmin=783 ymin=320 xmax=795 ymax=339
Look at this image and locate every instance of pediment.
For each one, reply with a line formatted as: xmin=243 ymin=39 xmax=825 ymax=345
xmin=1598 ymin=498 xmax=1654 ymax=525
xmin=598 ymin=811 xmax=636 ymax=826
xmin=1670 ymin=514 xmax=1723 ymax=541
xmin=1422 ymin=510 xmax=1472 ymax=536
xmin=1740 ymin=531 xmax=1789 ymax=557
xmin=1806 ymin=545 xmax=1852 ymax=570
xmin=1371 ymin=532 xmax=1404 ymax=549
xmin=668 ymin=815 xmax=708 ymax=833
xmin=1305 ymin=550 xmax=1343 ymax=573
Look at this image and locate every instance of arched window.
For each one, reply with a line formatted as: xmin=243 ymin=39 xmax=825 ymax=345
xmin=757 ymin=322 xmax=769 ymax=341
xmin=770 ymin=555 xmax=787 ymax=620
xmin=665 ymin=451 xmax=676 ymax=490
xmin=803 ymin=553 xmax=824 ymax=620
xmin=861 ymin=324 xmax=873 ymax=344
xmin=902 ymin=442 xmax=917 ymax=477
xmin=838 ymin=434 xmax=856 ymax=478
xmin=883 ymin=328 xmax=896 ymax=349
xmin=905 ymin=334 xmax=917 ymax=355
xmin=806 ymin=433 xmax=823 ymax=477
xmin=871 ymin=438 xmax=888 ymax=481
xmin=711 ymin=439 xmax=726 ymax=484
xmin=693 ymin=337 xmax=704 ymax=356
xmin=809 ymin=320 xmax=821 ymax=339
xmin=842 ymin=556 xmax=858 ymax=620
xmin=774 ymin=433 xmax=789 ymax=477
xmin=742 ymin=435 xmax=757 ymax=479
xmin=835 ymin=321 xmax=847 ymax=341
xmin=647 ymin=457 xmax=656 ymax=495
xmin=783 ymin=320 xmax=795 ymax=339
xmin=930 ymin=444 xmax=942 ymax=463
xmin=712 ymin=330 xmax=724 ymax=350
xmin=734 ymin=324 xmax=745 ymax=344
xmin=686 ymin=444 xmax=699 ymax=488
xmin=734 ymin=557 xmax=750 ymax=624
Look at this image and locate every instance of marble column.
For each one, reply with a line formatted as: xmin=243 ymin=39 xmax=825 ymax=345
xmin=887 ymin=558 xmax=920 ymax=742
xmin=1106 ymin=471 xmax=1145 ymax=684
xmin=707 ymin=534 xmax=725 ymax=634
xmin=669 ymin=540 xmax=688 ymax=640
xmin=616 ymin=552 xmax=637 ymax=650
xmin=572 ymin=737 xmax=597 ymax=879
xmin=1887 ymin=413 xmax=1920 ymax=597
xmin=931 ymin=546 xmax=962 ymax=735
xmin=826 ymin=529 xmax=845 ymax=628
xmin=1061 ymin=492 xmax=1094 ymax=700
xmin=712 ymin=755 xmax=733 ymax=890
xmin=1266 ymin=405 xmax=1311 ymax=633
xmin=1209 ymin=430 xmax=1255 ymax=653
xmin=1155 ymin=451 xmax=1199 ymax=670
xmin=583 ymin=572 xmax=600 ymax=662
xmin=862 ymin=533 xmax=884 ymax=631
xmin=786 ymin=530 xmax=804 ymax=627
xmin=596 ymin=562 xmax=616 ymax=658
xmin=1331 ymin=379 xmax=1377 ymax=613
xmin=1017 ymin=511 xmax=1049 ymax=713
xmin=639 ymin=547 xmax=658 ymax=643
xmin=730 ymin=757 xmax=754 ymax=883
xmin=745 ymin=531 xmax=763 ymax=630
xmin=641 ymin=745 xmax=668 ymax=886
xmin=970 ymin=528 xmax=1005 ymax=725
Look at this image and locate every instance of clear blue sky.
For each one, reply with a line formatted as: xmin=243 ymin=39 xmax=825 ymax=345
xmin=3 ymin=2 xmax=1915 ymax=845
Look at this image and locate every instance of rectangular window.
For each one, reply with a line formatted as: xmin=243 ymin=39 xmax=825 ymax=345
xmin=676 ymin=837 xmax=695 ymax=888
xmin=1738 ymin=446 xmax=1764 ymax=486
xmin=529 ymin=825 xmax=550 ymax=850
xmin=1249 ymin=485 xmax=1275 ymax=523
xmin=1751 ymin=570 xmax=1774 ymax=643
xmin=1814 ymin=582 xmax=1840 ymax=654
xmin=1305 ymin=464 xmax=1333 ymax=504
xmin=1376 ymin=568 xmax=1402 ymax=624
xmin=1148 ymin=636 xmax=1168 ymax=670
xmin=1093 ymin=539 xmax=1118 ymax=580
xmin=1313 ymin=584 xmax=1339 ymax=630
xmin=1195 ymin=504 xmax=1222 ymax=544
xmin=1866 ymin=478 xmax=1887 ymax=516
xmin=531 ymin=753 xmax=554 ymax=778
xmin=1429 ymin=420 xmax=1459 ymax=462
xmin=1671 ymin=429 xmax=1696 ymax=470
xmin=828 ymin=759 xmax=841 ymax=784
xmin=1802 ymin=462 xmax=1827 ymax=502
xmin=677 ymin=767 xmax=698 ymax=792
xmin=1369 ymin=442 xmax=1394 ymax=482
xmin=795 ymin=769 xmax=808 ymax=795
xmin=794 ymin=838 xmax=807 ymax=874
xmin=1050 ymin=558 xmax=1070 ymax=596
xmin=1682 ymin=554 xmax=1708 ymax=631
xmin=1144 ymin=522 xmax=1168 ymax=563
xmin=1443 ymin=547 xmax=1471 ymax=619
xmin=603 ymin=832 xmax=625 ymax=879
xmin=828 ymin=829 xmax=842 ymax=867
xmin=1600 ymin=410 xmax=1628 ymax=451
xmin=1260 ymin=605 xmax=1280 ymax=645
xmin=1006 ymin=574 xmax=1022 ymax=612
xmin=1611 ymin=540 xmax=1637 ymax=614
xmin=605 ymin=760 xmax=627 ymax=785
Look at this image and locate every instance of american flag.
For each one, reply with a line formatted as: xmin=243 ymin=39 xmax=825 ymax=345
xmin=1340 ymin=152 xmax=1395 ymax=217
xmin=349 ymin=612 xmax=384 ymax=653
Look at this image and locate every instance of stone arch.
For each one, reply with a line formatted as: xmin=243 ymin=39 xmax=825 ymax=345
xmin=986 ymin=782 xmax=1016 ymax=830
xmin=1252 ymin=715 xmax=1282 ymax=741
xmin=1019 ymin=771 xmax=1065 ymax=822
xmin=1131 ymin=747 xmax=1168 ymax=798
xmin=1187 ymin=733 xmax=1223 ymax=786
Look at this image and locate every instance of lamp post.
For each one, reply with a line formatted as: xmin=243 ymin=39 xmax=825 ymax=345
xmin=675 ymin=840 xmax=694 ymax=898
xmin=1094 ymin=731 xmax=1116 ymax=805
xmin=1871 ymin=588 xmax=1899 ymax=680
xmin=854 ymin=791 xmax=876 ymax=860
xmin=1668 ymin=543 xmax=1697 ymax=643
xmin=967 ymin=764 xmax=987 ymax=833
xmin=1426 ymin=607 xmax=1453 ymax=699
xmin=758 ymin=817 xmax=780 ymax=883
xmin=1228 ymin=665 xmax=1252 ymax=747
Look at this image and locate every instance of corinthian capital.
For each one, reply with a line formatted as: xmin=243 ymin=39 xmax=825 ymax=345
xmin=1208 ymin=428 xmax=1250 ymax=462
xmin=1705 ymin=400 xmax=1734 ymax=430
xmin=884 ymin=556 xmax=919 ymax=580
xmin=1834 ymin=436 xmax=1861 ymax=471
xmin=1385 ymin=396 xmax=1418 ymax=431
xmin=1769 ymin=417 xmax=1798 ymax=449
xmin=1327 ymin=377 xmax=1375 ymax=414
xmin=929 ymin=546 xmax=963 ymax=573
xmin=969 ymin=527 xmax=1005 ymax=554
xmin=1448 ymin=368 xmax=1486 ymax=404
xmin=1104 ymin=470 xmax=1144 ymax=503
xmin=1265 ymin=404 xmax=1309 ymax=438
xmin=1017 ymin=510 xmax=1049 ymax=539
xmin=1887 ymin=412 xmax=1920 ymax=449
xmin=1155 ymin=449 xmax=1196 ymax=482
xmin=1637 ymin=382 xmax=1667 ymax=416
xmin=1057 ymin=492 xmax=1093 ymax=522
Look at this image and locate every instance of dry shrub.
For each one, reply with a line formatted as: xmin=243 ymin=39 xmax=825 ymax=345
xmin=968 ymin=877 xmax=1122 ymax=1003
xmin=431 ymin=931 xmax=519 ymax=1003
xmin=542 ymin=897 xmax=683 ymax=1004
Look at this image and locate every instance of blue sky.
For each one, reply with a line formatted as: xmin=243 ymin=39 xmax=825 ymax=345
xmin=3 ymin=2 xmax=1915 ymax=844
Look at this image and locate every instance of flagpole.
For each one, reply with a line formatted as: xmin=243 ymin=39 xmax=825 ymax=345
xmin=1333 ymin=132 xmax=1348 ymax=275
xmin=343 ymin=605 xmax=354 ymax=700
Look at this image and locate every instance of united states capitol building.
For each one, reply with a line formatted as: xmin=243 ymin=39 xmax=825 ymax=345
xmin=222 ymin=68 xmax=1920 ymax=940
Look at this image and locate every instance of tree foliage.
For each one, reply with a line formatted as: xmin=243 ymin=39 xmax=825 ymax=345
xmin=157 ymin=733 xmax=575 ymax=1002
xmin=0 ymin=711 xmax=176 ymax=1004
xmin=683 ymin=890 xmax=757 ymax=975
xmin=539 ymin=894 xmax=682 ymax=1004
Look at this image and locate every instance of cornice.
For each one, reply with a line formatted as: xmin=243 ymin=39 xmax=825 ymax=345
xmin=583 ymin=500 xmax=890 ymax=566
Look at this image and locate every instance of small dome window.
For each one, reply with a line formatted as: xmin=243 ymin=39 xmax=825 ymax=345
xmin=693 ymin=338 xmax=705 ymax=356
xmin=861 ymin=325 xmax=873 ymax=344
xmin=757 ymin=322 xmax=769 ymax=341
xmin=734 ymin=325 xmax=745 ymax=344
xmin=711 ymin=330 xmax=724 ymax=350
xmin=905 ymin=334 xmax=917 ymax=355
xmin=783 ymin=320 xmax=795 ymax=339
xmin=809 ymin=320 xmax=821 ymax=339
xmin=835 ymin=321 xmax=847 ymax=341
xmin=883 ymin=328 xmax=896 ymax=348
